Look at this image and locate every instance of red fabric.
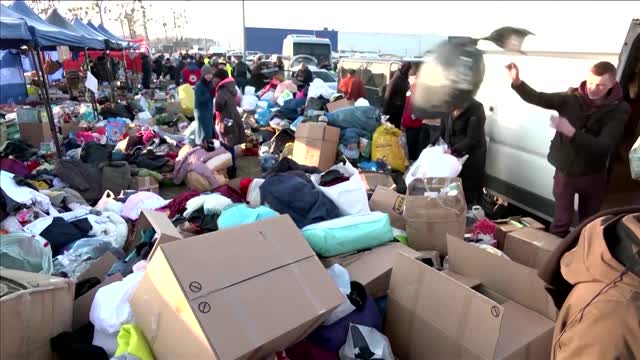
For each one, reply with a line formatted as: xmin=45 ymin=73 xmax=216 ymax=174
xmin=1 ymin=158 xmax=30 ymax=177
xmin=239 ymin=178 xmax=253 ymax=200
xmin=94 ymin=128 xmax=106 ymax=136
xmin=24 ymin=160 xmax=40 ymax=173
xmin=212 ymin=185 xmax=244 ymax=203
xmin=473 ymin=218 xmax=497 ymax=239
xmin=338 ymin=75 xmax=366 ymax=101
xmin=182 ymin=68 xmax=201 ymax=86
xmin=165 ymin=152 xmax=178 ymax=160
xmin=136 ymin=129 xmax=158 ymax=145
xmin=214 ymin=77 xmax=237 ymax=127
xmin=164 ymin=190 xmax=201 ymax=218
xmin=401 ymin=86 xmax=422 ymax=129
xmin=242 ymin=147 xmax=259 ymax=157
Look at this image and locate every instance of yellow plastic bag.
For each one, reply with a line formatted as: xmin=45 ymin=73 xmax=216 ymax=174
xmin=371 ymin=124 xmax=407 ymax=172
xmin=178 ymin=84 xmax=195 ymax=117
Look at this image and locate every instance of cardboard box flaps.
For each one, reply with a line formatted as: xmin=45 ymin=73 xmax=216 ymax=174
xmin=320 ymin=242 xmax=421 ymax=298
xmin=292 ymin=122 xmax=340 ymax=171
xmin=369 ymin=186 xmax=406 ymax=230
xmin=125 ymin=209 xmax=182 ymax=256
xmin=130 ymin=215 xmax=344 ymax=360
xmin=494 ymin=217 xmax=546 ymax=250
xmin=0 ymin=269 xmax=75 ymax=360
xmin=503 ymin=228 xmax=561 ymax=270
xmin=360 ymin=172 xmax=396 ymax=193
xmin=384 ymin=236 xmax=556 ymax=360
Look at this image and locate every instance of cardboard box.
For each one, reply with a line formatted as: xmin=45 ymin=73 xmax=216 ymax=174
xmin=124 ymin=209 xmax=182 ymax=255
xmin=326 ymin=98 xmax=354 ymax=113
xmin=0 ymin=269 xmax=75 ymax=360
xmin=503 ymin=228 xmax=561 ymax=270
xmin=360 ymin=171 xmax=395 ymax=193
xmin=19 ymin=121 xmax=52 ymax=148
xmin=403 ymin=177 xmax=467 ymax=255
xmin=16 ymin=107 xmax=44 ymax=123
xmin=385 ymin=237 xmax=557 ymax=360
xmin=292 ymin=122 xmax=340 ymax=171
xmin=369 ymin=186 xmax=406 ymax=230
xmin=494 ymin=217 xmax=546 ymax=250
xmin=320 ymin=242 xmax=421 ymax=298
xmin=130 ymin=175 xmax=160 ymax=194
xmin=130 ymin=215 xmax=344 ymax=360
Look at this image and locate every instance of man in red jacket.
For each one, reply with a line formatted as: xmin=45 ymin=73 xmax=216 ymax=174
xmin=339 ymin=69 xmax=366 ymax=101
xmin=181 ymin=57 xmax=201 ymax=86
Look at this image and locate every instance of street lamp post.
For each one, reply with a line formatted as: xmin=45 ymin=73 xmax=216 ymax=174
xmin=242 ymin=0 xmax=246 ymax=61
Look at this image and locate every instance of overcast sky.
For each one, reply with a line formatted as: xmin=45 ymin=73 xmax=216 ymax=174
xmin=9 ymin=0 xmax=639 ymax=53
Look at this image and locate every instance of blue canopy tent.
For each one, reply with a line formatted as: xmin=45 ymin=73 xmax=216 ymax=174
xmin=70 ymin=17 xmax=120 ymax=50
xmin=0 ymin=4 xmax=98 ymax=50
xmin=97 ymin=23 xmax=131 ymax=49
xmin=0 ymin=16 xmax=31 ymax=104
xmin=45 ymin=9 xmax=105 ymax=50
xmin=87 ymin=21 xmax=129 ymax=49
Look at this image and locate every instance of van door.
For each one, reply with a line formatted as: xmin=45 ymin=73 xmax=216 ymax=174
xmin=362 ymin=61 xmax=389 ymax=108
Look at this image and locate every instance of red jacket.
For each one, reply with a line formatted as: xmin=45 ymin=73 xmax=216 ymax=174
xmin=182 ymin=67 xmax=201 ymax=86
xmin=401 ymin=88 xmax=423 ymax=129
xmin=339 ymin=75 xmax=366 ymax=101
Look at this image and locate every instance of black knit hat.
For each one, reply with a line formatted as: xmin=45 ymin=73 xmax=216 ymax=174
xmin=213 ymin=68 xmax=229 ymax=80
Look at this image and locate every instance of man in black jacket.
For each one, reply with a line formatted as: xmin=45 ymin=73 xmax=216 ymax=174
xmin=507 ymin=61 xmax=630 ymax=237
xmin=232 ymin=56 xmax=249 ymax=94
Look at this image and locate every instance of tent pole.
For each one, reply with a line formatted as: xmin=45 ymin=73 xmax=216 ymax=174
xmin=84 ymin=49 xmax=99 ymax=121
xmin=33 ymin=47 xmax=63 ymax=158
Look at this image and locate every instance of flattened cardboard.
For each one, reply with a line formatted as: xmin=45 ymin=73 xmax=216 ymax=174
xmin=124 ymin=209 xmax=182 ymax=256
xmin=385 ymin=251 xmax=555 ymax=360
xmin=503 ymin=228 xmax=561 ymax=270
xmin=321 ymin=242 xmax=421 ymax=298
xmin=494 ymin=217 xmax=546 ymax=250
xmin=0 ymin=270 xmax=74 ymax=360
xmin=369 ymin=186 xmax=406 ymax=230
xmin=326 ymin=98 xmax=354 ymax=113
xmin=130 ymin=215 xmax=343 ymax=360
xmin=403 ymin=178 xmax=467 ymax=255
xmin=72 ymin=273 xmax=123 ymax=330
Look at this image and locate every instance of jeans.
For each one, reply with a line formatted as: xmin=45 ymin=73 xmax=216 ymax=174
xmin=550 ymin=169 xmax=607 ymax=238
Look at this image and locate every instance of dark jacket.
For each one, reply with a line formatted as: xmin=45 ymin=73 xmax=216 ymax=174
xmin=383 ymin=72 xmax=410 ymax=114
xmin=141 ymin=55 xmax=152 ymax=89
xmin=195 ymin=79 xmax=214 ymax=141
xmin=259 ymin=173 xmax=341 ymax=229
xmin=439 ymin=98 xmax=487 ymax=203
xmin=215 ymin=77 xmax=246 ymax=146
xmin=232 ymin=61 xmax=249 ymax=80
xmin=295 ymin=67 xmax=313 ymax=87
xmin=55 ymin=160 xmax=102 ymax=204
xmin=512 ymin=81 xmax=630 ymax=176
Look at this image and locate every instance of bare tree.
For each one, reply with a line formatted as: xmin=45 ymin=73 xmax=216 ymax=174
xmin=28 ymin=0 xmax=60 ymax=17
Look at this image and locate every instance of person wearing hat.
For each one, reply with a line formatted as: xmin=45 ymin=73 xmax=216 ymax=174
xmin=195 ymin=65 xmax=215 ymax=142
xmin=213 ymin=68 xmax=246 ymax=147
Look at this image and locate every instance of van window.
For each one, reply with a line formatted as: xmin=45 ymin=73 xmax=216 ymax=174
xmin=293 ymin=43 xmax=331 ymax=66
xmin=363 ymin=62 xmax=388 ymax=90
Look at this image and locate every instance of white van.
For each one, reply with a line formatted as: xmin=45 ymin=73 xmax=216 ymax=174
xmin=282 ymin=34 xmax=332 ymax=71
xmin=475 ymin=19 xmax=640 ymax=220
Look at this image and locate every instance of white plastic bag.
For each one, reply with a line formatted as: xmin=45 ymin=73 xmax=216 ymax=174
xmin=311 ymin=161 xmax=370 ymax=216
xmin=90 ymin=271 xmax=145 ymax=334
xmin=308 ymin=78 xmax=336 ymax=99
xmin=0 ymin=233 xmax=53 ymax=275
xmin=241 ymin=95 xmax=259 ymax=112
xmin=339 ymin=324 xmax=394 ymax=360
xmin=630 ymin=135 xmax=640 ymax=180
xmin=244 ymin=86 xmax=256 ymax=97
xmin=324 ymin=265 xmax=356 ymax=325
xmin=260 ymin=90 xmax=275 ymax=103
xmin=354 ymin=98 xmax=370 ymax=107
xmin=95 ymin=190 xmax=123 ymax=215
xmin=404 ymin=144 xmax=464 ymax=186
xmin=134 ymin=110 xmax=152 ymax=126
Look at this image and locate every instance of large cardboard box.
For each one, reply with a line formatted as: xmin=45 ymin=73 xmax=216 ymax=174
xmin=385 ymin=236 xmax=557 ymax=360
xmin=320 ymin=242 xmax=421 ymax=298
xmin=326 ymin=98 xmax=354 ymax=113
xmin=503 ymin=228 xmax=561 ymax=270
xmin=494 ymin=217 xmax=546 ymax=250
xmin=123 ymin=209 xmax=182 ymax=255
xmin=369 ymin=186 xmax=406 ymax=230
xmin=130 ymin=215 xmax=344 ymax=360
xmin=130 ymin=175 xmax=160 ymax=194
xmin=292 ymin=122 xmax=340 ymax=171
xmin=19 ymin=121 xmax=52 ymax=148
xmin=0 ymin=269 xmax=75 ymax=360
xmin=403 ymin=177 xmax=467 ymax=255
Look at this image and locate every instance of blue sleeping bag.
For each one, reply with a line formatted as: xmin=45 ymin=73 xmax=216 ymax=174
xmin=302 ymin=211 xmax=393 ymax=257
xmin=326 ymin=106 xmax=381 ymax=134
xmin=217 ymin=203 xmax=279 ymax=230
